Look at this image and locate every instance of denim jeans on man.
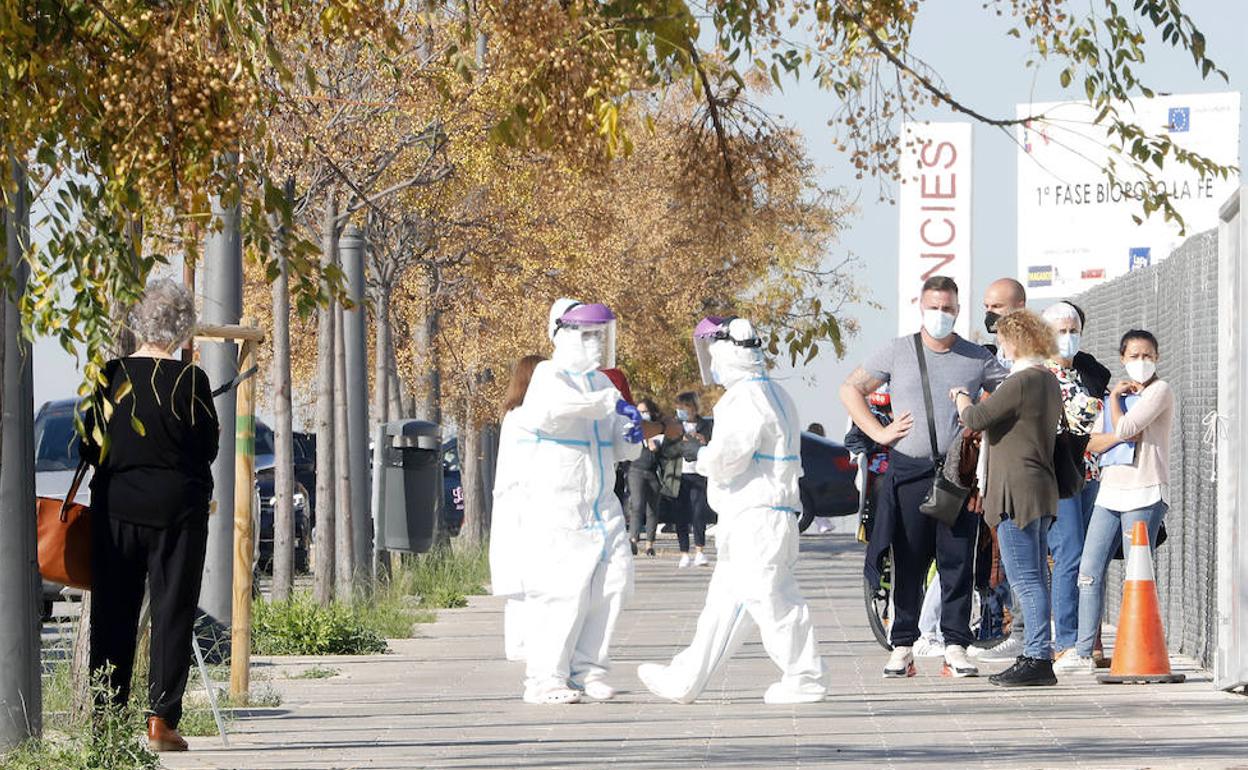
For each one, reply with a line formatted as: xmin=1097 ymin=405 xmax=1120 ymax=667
xmin=995 ymin=516 xmax=1052 ymax=659
xmin=1074 ymin=500 xmax=1166 ymax=657
xmin=1049 ymin=480 xmax=1100 ymax=650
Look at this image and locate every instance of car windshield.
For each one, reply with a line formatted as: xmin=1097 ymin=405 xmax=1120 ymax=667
xmin=34 ymin=407 xmax=81 ymax=472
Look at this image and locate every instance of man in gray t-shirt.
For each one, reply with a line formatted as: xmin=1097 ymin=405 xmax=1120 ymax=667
xmin=839 ymin=275 xmax=1005 ymax=681
xmin=863 ymin=335 xmax=1006 ymax=460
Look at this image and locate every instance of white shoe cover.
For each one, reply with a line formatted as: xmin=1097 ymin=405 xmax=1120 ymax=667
xmin=763 ymin=681 xmax=827 ymax=705
xmin=582 ymin=680 xmax=617 ymax=701
xmin=637 ymin=663 xmax=696 ymax=704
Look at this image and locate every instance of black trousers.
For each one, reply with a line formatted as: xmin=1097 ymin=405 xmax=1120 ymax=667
xmin=90 ymin=514 xmax=208 ymax=728
xmin=675 ymin=473 xmax=712 ymax=551
xmin=878 ymin=454 xmax=978 ymax=648
xmin=627 ymin=469 xmax=661 ymax=543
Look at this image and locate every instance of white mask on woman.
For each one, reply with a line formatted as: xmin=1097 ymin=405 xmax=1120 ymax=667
xmin=1125 ymin=359 xmax=1156 ymax=384
xmin=1056 ymin=332 xmax=1081 ymax=360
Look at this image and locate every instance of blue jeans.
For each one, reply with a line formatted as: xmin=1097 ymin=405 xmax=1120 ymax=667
xmin=995 ymin=517 xmax=1052 ymax=660
xmin=1048 ymin=481 xmax=1100 ymax=650
xmin=1075 ymin=500 xmax=1167 ymax=657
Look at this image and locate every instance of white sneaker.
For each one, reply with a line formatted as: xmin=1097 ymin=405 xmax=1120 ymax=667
xmin=678 ymin=553 xmax=692 ymax=569
xmin=975 ymin=634 xmax=1025 ymax=662
xmin=581 ymin=680 xmax=617 ymax=700
xmin=912 ymin=636 xmax=946 ymax=658
xmin=883 ymin=646 xmax=915 ymax=678
xmin=693 ymin=551 xmax=709 ymax=567
xmin=942 ymin=644 xmax=979 ymax=678
xmin=523 ymin=680 xmax=581 ymax=705
xmin=1052 ymin=649 xmax=1096 ymax=674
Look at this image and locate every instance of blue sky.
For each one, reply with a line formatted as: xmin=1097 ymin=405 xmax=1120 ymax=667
xmin=32 ymin=0 xmax=1247 ymax=435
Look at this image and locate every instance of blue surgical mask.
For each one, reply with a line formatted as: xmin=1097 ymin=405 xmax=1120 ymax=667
xmin=922 ymin=309 xmax=957 ymax=340
xmin=1056 ymin=332 xmax=1081 ymax=360
xmin=675 ymin=409 xmax=689 ymax=421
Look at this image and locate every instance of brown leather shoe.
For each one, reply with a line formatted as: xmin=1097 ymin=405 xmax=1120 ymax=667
xmin=147 ymin=716 xmax=189 ymax=752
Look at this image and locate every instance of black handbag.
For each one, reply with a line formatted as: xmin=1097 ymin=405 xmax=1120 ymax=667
xmin=1053 ymin=410 xmax=1088 ymax=499
xmin=914 ymin=334 xmax=969 ymax=526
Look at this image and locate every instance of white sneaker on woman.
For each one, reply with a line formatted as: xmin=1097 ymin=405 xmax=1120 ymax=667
xmin=693 ymin=551 xmax=709 ymax=567
xmin=678 ymin=553 xmax=692 ymax=569
xmin=581 ymin=680 xmax=617 ymax=700
xmin=912 ymin=636 xmax=946 ymax=658
xmin=1052 ymin=649 xmax=1096 ymax=674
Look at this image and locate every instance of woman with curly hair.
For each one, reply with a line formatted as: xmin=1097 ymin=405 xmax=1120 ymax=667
xmin=82 ymin=278 xmax=219 ymax=752
xmin=951 ymin=309 xmax=1062 ymax=687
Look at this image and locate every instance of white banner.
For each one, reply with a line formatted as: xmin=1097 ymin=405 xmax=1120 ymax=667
xmin=897 ymin=122 xmax=973 ymax=336
xmin=1016 ymin=92 xmax=1240 ymax=299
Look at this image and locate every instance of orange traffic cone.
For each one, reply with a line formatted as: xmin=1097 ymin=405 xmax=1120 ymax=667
xmin=1098 ymin=520 xmax=1185 ymax=684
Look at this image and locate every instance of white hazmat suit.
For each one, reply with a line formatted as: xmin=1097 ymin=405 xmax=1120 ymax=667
xmin=638 ymin=318 xmax=828 ymax=704
xmin=517 ymin=299 xmax=641 ymax=704
xmin=489 ymin=406 xmax=532 ymax=662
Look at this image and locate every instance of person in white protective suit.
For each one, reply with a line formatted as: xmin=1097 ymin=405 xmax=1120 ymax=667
xmin=516 ymin=299 xmax=644 ymax=704
xmin=638 ymin=316 xmax=829 ymax=704
xmin=489 ymin=354 xmax=547 ymax=663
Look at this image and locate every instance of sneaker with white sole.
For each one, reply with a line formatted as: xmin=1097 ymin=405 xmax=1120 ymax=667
xmin=974 ymin=634 xmax=1024 ymax=662
xmin=693 ymin=551 xmax=709 ymax=567
xmin=912 ymin=636 xmax=946 ymax=658
xmin=763 ymin=680 xmax=827 ymax=704
xmin=883 ymin=646 xmax=916 ymax=678
xmin=942 ymin=644 xmax=979 ymax=677
xmin=581 ymin=680 xmax=617 ymax=700
xmin=678 ymin=553 xmax=692 ymax=569
xmin=1052 ymin=649 xmax=1096 ymax=674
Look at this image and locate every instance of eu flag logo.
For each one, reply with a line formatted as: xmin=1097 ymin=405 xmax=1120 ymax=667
xmin=1168 ymin=107 xmax=1190 ymax=133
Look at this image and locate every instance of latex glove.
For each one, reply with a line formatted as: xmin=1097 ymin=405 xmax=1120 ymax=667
xmin=615 ymin=399 xmax=642 ymax=427
xmin=623 ymin=423 xmax=644 ymax=444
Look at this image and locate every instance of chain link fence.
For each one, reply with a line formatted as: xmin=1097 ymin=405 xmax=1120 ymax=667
xmin=1070 ymin=229 xmax=1219 ymax=666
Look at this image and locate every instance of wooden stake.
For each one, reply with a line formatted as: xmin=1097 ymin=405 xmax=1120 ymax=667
xmin=230 ymin=329 xmax=259 ymax=702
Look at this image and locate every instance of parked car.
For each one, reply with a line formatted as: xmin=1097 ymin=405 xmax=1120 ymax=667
xmin=797 ymin=430 xmax=859 ymax=532
xmin=253 ymin=421 xmax=313 ymax=573
xmin=441 ymin=438 xmax=464 ymax=536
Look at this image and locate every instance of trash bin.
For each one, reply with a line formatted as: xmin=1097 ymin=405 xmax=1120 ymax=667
xmin=377 ymin=420 xmax=442 ymax=554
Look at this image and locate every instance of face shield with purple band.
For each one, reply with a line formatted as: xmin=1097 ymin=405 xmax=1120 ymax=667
xmin=554 ymin=302 xmax=618 ymax=370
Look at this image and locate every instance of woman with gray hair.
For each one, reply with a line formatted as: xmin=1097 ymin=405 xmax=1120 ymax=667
xmin=1040 ymin=301 xmax=1111 ymax=668
xmin=81 ymin=278 xmax=219 ymax=752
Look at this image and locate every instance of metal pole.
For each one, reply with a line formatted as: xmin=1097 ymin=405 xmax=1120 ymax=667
xmin=230 ymin=333 xmax=257 ymax=701
xmin=270 ymin=179 xmax=296 ymax=601
xmin=340 ymin=226 xmax=371 ymax=582
xmin=200 ymin=155 xmax=243 ymax=625
xmin=0 ymin=157 xmax=40 ymax=749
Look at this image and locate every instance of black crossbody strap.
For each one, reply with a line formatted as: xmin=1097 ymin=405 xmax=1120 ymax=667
xmin=913 ymin=333 xmax=941 ymax=465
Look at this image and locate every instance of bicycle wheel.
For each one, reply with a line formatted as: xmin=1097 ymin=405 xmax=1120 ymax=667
xmin=863 ymin=560 xmax=894 ymax=651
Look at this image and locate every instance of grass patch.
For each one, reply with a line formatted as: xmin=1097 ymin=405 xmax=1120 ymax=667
xmin=252 ymin=593 xmax=389 ymax=655
xmin=21 ymin=668 xmax=160 ymax=770
xmin=392 ymin=543 xmax=490 ymax=609
xmin=287 ymin=665 xmax=340 ymax=680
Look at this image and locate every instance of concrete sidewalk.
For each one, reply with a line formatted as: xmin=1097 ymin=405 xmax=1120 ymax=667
xmin=164 ymin=534 xmax=1248 ymax=769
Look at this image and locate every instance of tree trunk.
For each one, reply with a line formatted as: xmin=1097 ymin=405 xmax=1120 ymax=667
xmin=457 ymin=401 xmax=485 ymax=550
xmin=386 ymin=328 xmax=405 ymax=421
xmin=333 ymin=301 xmax=355 ymax=600
xmin=313 ymin=189 xmax=338 ymax=607
xmin=373 ymin=284 xmax=391 ymax=428
xmin=270 ymin=180 xmax=296 ymax=602
xmin=412 ymin=265 xmax=441 ymax=425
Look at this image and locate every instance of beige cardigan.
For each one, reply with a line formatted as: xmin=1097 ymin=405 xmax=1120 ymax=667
xmin=1100 ymin=379 xmax=1174 ymax=493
